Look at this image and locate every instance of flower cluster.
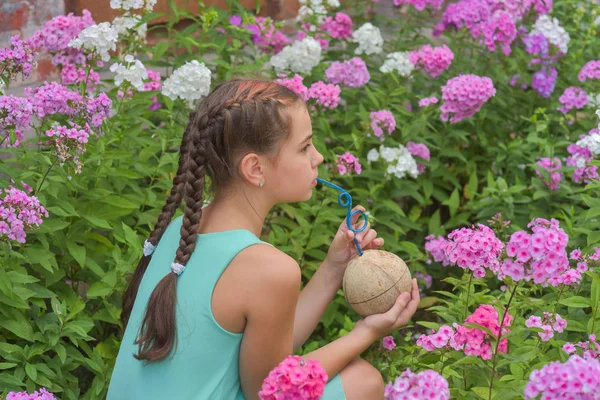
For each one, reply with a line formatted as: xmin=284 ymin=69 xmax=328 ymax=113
xmin=383 ymin=336 xmax=396 ymax=351
xmin=258 ymin=355 xmax=328 ymax=400
xmin=530 ymin=15 xmax=570 ymax=54
xmin=406 ymin=142 xmax=430 ymax=173
xmin=7 ymin=388 xmax=56 ymax=400
xmin=440 ymin=74 xmax=496 ymax=124
xmin=418 ymin=97 xmax=439 ymax=108
xmin=531 ymin=66 xmax=557 ymax=98
xmin=442 ymin=1 xmax=515 ymax=55
xmin=352 ymin=23 xmax=383 ymax=55
xmin=307 ymin=81 xmax=341 ymax=109
xmin=270 ymin=37 xmax=322 ymax=74
xmin=68 ymin=22 xmax=119 ymax=62
xmin=0 ymin=95 xmax=34 ymax=147
xmin=297 ymin=0 xmax=340 ymax=25
xmin=143 ymin=69 xmax=162 ymax=92
xmin=384 ymin=369 xmax=450 ymax=400
xmin=525 ymin=312 xmax=567 ymax=341
xmin=367 ymin=144 xmax=426 ymax=179
xmin=110 ymin=55 xmax=148 ymax=91
xmin=535 ymin=157 xmax=562 ymax=190
xmin=523 ymin=33 xmax=549 ymax=58
xmin=0 ymin=35 xmax=38 ymax=80
xmin=369 ymin=110 xmax=396 ymax=141
xmin=30 ymin=10 xmax=95 ymax=58
xmin=557 ymin=86 xmax=588 ymax=114
xmin=578 ymin=60 xmax=600 ymax=82
xmin=524 ymin=355 xmax=600 ymax=399
xmin=275 ymin=74 xmax=309 ymax=101
xmin=566 ymin=143 xmax=598 ymax=184
xmin=415 ymin=272 xmax=433 ymax=293
xmin=110 ymin=0 xmax=157 ymax=11
xmin=245 ymin=17 xmax=292 ymax=54
xmin=112 ymin=15 xmax=148 ymax=42
xmin=393 ymin=0 xmax=444 ymax=11
xmin=563 ymin=334 xmax=599 ymax=360
xmin=380 ymin=52 xmax=414 ymax=76
xmin=445 ymin=224 xmax=504 ymax=277
xmin=576 ymin=132 xmax=600 ymax=156
xmin=500 ymin=218 xmax=580 ymax=286
xmin=424 ymin=235 xmax=451 ymax=266
xmin=44 ymin=124 xmax=90 ymax=174
xmin=409 ymin=45 xmax=454 ymax=78
xmin=23 ymin=82 xmax=112 ymax=134
xmin=0 ymin=187 xmax=48 ymax=244
xmin=418 ymin=306 xmax=513 ymax=360
xmin=60 ymin=64 xmax=100 ymax=90
xmin=321 ymin=12 xmax=353 ymax=40
xmin=162 ymin=60 xmax=212 ymax=105
xmin=336 ymin=152 xmax=362 ymax=175
xmin=325 ymin=57 xmax=370 ymax=88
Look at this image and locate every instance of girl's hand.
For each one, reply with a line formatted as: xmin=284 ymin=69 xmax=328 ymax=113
xmin=354 ymin=278 xmax=420 ymax=340
xmin=324 ymin=205 xmax=384 ymax=273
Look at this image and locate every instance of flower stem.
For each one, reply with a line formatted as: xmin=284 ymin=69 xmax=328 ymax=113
xmin=464 ymin=272 xmax=473 ymax=320
xmin=553 ymin=284 xmax=565 ymax=315
xmin=34 ymin=158 xmax=58 ymax=195
xmin=488 ymin=282 xmax=519 ymax=400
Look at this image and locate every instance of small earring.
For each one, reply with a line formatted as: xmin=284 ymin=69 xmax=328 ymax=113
xmin=259 ymin=178 xmax=264 ymax=187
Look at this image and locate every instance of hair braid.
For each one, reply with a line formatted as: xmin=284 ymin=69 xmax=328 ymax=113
xmin=121 ymin=114 xmax=194 ymax=327
xmin=132 ymin=79 xmax=303 ymax=362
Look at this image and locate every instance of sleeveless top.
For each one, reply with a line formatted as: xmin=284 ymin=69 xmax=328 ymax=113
xmin=107 ymin=216 xmax=266 ymax=400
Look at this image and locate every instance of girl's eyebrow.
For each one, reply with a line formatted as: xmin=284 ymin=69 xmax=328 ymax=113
xmin=300 ymin=134 xmax=313 ymax=143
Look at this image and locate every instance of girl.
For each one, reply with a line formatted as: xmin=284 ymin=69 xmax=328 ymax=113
xmin=107 ymin=79 xmax=420 ymax=400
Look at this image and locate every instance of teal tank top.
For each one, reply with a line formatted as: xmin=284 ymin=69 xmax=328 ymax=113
xmin=107 ymin=216 xmax=265 ymax=400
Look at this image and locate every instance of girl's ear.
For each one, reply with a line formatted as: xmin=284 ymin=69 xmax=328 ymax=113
xmin=238 ymin=152 xmax=264 ymax=187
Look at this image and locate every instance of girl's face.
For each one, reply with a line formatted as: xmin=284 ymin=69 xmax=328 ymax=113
xmin=266 ymin=103 xmax=324 ymax=203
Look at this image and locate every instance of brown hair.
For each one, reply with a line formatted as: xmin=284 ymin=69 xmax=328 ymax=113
xmin=121 ymin=79 xmax=303 ymax=362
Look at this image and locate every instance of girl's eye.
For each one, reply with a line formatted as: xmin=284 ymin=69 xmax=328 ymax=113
xmin=301 ymin=144 xmax=311 ymax=153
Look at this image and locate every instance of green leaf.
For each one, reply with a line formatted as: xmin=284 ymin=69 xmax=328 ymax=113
xmin=153 ymin=41 xmax=169 ymax=59
xmin=67 ymin=241 xmax=86 ymax=268
xmin=472 ymin=387 xmax=495 ymax=399
xmin=592 ymin=278 xmax=600 ymax=307
xmin=0 ymin=362 xmax=17 ymax=370
xmin=560 ymin=296 xmax=591 ymax=308
xmin=83 ymin=215 xmax=113 ymax=229
xmin=25 ymin=363 xmax=37 ymax=381
xmin=416 ymin=321 xmax=439 ymax=329
xmin=55 ymin=344 xmax=66 ymax=364
xmin=0 ymin=317 xmax=34 ymax=342
xmin=443 ymin=188 xmax=460 ymax=216
xmin=86 ymin=282 xmax=113 ymax=298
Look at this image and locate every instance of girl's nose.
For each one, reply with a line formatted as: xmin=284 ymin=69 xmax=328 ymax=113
xmin=313 ymin=150 xmax=324 ymax=167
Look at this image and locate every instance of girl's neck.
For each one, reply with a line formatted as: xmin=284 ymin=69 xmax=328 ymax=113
xmin=199 ymin=188 xmax=272 ymax=238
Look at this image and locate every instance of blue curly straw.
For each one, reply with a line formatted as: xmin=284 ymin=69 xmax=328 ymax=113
xmin=316 ymin=178 xmax=368 ymax=256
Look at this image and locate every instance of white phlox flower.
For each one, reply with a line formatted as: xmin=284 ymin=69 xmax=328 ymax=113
xmin=110 ymin=55 xmax=148 ymax=91
xmin=352 ymin=23 xmax=383 ymax=55
xmin=161 ymin=60 xmax=212 ymax=106
xmin=269 ymin=37 xmax=322 ymax=74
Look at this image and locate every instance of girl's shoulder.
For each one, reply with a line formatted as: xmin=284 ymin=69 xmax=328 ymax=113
xmin=231 ymin=242 xmax=301 ymax=291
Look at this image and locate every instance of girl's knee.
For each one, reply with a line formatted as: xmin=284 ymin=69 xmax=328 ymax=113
xmin=339 ymin=358 xmax=385 ymax=400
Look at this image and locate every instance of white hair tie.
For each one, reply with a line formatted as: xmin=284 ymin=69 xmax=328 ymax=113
xmin=143 ymin=240 xmax=156 ymax=256
xmin=170 ymin=262 xmax=186 ymax=276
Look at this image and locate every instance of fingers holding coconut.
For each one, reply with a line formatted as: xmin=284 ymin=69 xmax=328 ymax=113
xmin=394 ymin=279 xmax=420 ymax=329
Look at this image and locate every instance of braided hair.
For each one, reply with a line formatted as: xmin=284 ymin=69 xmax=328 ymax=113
xmin=124 ymin=80 xmax=302 ymax=361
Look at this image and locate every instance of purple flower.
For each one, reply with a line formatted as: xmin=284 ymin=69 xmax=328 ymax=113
xmin=382 ymin=336 xmax=396 ymax=351
xmin=229 ymin=15 xmax=242 ymax=26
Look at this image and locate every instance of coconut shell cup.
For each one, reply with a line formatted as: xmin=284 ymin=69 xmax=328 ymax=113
xmin=342 ymin=249 xmax=412 ymax=317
